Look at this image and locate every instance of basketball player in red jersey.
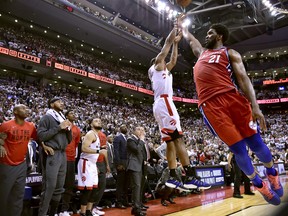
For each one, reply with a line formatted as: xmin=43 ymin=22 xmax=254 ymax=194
xmin=181 ymin=22 xmax=283 ymax=205
xmin=0 ymin=104 xmax=37 ymax=216
xmin=148 ymin=22 xmax=210 ymax=191
xmin=61 ymin=110 xmax=81 ymax=215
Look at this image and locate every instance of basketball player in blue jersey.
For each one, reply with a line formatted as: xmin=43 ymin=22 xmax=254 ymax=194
xmin=148 ymin=22 xmax=210 ymax=191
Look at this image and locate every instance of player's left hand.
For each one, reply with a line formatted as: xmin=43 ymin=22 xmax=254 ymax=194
xmin=252 ymin=107 xmax=267 ymax=131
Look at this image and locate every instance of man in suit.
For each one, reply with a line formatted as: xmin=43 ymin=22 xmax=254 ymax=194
xmin=113 ymin=124 xmax=130 ymax=208
xmin=107 ymin=134 xmax=116 ymax=178
xmin=127 ymin=126 xmax=146 ymax=216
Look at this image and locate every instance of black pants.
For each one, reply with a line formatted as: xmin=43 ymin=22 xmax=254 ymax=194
xmin=115 ymin=169 xmax=129 ymax=205
xmin=232 ymin=159 xmax=251 ymax=195
xmin=128 ymin=170 xmax=142 ymax=211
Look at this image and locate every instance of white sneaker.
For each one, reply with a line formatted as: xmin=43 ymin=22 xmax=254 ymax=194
xmin=91 ymin=210 xmax=99 ymax=216
xmin=59 ymin=212 xmax=70 ymax=216
xmin=92 ymin=208 xmax=105 ymax=215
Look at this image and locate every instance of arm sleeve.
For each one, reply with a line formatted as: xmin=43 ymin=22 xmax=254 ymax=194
xmin=127 ymin=138 xmax=139 ymax=154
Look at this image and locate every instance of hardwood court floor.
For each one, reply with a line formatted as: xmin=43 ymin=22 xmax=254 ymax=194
xmin=73 ymin=175 xmax=288 ymax=216
xmin=165 ymin=175 xmax=288 ymax=216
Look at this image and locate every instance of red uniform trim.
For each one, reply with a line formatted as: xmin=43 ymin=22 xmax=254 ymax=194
xmin=82 ymin=158 xmax=87 ymax=174
xmin=161 ymin=94 xmax=173 ymax=116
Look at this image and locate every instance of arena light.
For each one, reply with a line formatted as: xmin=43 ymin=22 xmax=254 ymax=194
xmin=172 ymin=10 xmax=178 ymax=17
xmin=44 ymin=30 xmax=47 ymax=33
xmin=165 ymin=6 xmax=170 ymax=12
xmin=271 ymin=10 xmax=277 ymax=16
xmin=181 ymin=18 xmax=191 ymax=28
xmin=261 ymin=0 xmax=288 ymax=14
xmin=15 ymin=19 xmax=18 ymax=23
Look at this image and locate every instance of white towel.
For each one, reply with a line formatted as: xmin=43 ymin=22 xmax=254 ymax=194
xmin=46 ymin=109 xmax=66 ymax=123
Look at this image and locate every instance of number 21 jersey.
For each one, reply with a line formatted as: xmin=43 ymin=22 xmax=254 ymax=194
xmin=194 ymin=47 xmax=237 ymax=106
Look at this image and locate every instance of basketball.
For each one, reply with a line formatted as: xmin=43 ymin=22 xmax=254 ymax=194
xmin=176 ymin=0 xmax=192 ymax=7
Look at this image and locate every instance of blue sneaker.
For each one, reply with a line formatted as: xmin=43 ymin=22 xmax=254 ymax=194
xmin=165 ymin=177 xmax=182 ymax=189
xmin=184 ymin=177 xmax=211 ymax=190
xmin=256 ymin=181 xmax=281 ymax=205
xmin=165 ymin=177 xmax=190 ymax=192
xmin=176 ymin=183 xmax=191 ymax=192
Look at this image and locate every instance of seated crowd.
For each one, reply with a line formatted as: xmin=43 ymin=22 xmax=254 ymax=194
xmin=1 ymin=22 xmax=286 ymax=100
xmin=64 ymin=0 xmax=162 ymax=48
xmin=0 ymin=23 xmax=217 ymax=99
xmin=1 ymin=23 xmax=286 ymax=100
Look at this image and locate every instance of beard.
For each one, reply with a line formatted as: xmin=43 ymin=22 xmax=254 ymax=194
xmin=204 ymin=37 xmax=217 ymax=49
xmin=94 ymin=126 xmax=102 ymax=130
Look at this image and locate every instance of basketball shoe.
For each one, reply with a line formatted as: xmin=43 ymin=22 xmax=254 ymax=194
xmin=184 ymin=176 xmax=211 ymax=189
xmin=255 ymin=181 xmax=281 ymax=205
xmin=267 ymin=171 xmax=284 ymax=197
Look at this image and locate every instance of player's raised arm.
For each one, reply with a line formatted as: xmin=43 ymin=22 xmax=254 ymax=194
xmin=154 ymin=27 xmax=177 ymax=71
xmin=166 ymin=31 xmax=182 ymax=71
xmin=182 ymin=25 xmax=204 ymax=58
